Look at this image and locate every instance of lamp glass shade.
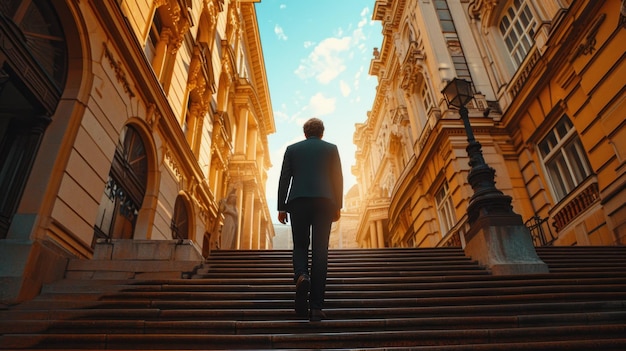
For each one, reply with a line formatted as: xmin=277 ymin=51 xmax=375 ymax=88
xmin=442 ymin=78 xmax=474 ymax=108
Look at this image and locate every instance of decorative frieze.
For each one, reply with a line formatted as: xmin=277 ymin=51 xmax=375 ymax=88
xmin=163 ymin=145 xmax=182 ymax=182
xmin=103 ymin=43 xmax=135 ymax=98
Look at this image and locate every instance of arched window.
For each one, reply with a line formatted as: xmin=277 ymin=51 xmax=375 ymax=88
xmin=94 ymin=126 xmax=148 ymax=243
xmin=498 ymin=0 xmax=538 ymax=69
xmin=0 ymin=0 xmax=67 ymax=238
xmin=1 ymin=0 xmax=67 ymax=89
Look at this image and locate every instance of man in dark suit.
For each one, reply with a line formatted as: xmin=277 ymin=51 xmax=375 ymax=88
xmin=277 ymin=118 xmax=343 ymax=322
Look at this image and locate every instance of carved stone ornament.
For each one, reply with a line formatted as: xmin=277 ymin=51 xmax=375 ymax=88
xmin=571 ymin=13 xmax=606 ymax=60
xmin=468 ymin=0 xmax=499 ymax=34
xmin=103 ymin=43 xmax=135 ymax=98
xmin=399 ymin=41 xmax=425 ymax=92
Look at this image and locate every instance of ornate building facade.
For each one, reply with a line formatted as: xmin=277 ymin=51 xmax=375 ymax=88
xmin=0 ymin=0 xmax=274 ymax=303
xmin=353 ymin=0 xmax=625 ymax=249
xmin=329 ymin=185 xmax=360 ymax=249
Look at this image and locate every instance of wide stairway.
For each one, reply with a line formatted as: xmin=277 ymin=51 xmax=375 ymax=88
xmin=1 ymin=246 xmax=626 ymax=350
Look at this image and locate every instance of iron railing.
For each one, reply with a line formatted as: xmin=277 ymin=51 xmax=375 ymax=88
xmin=525 ymin=216 xmax=556 ymax=247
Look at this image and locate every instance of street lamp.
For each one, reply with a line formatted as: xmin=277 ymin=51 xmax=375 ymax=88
xmin=441 ymin=78 xmax=548 ymax=275
xmin=442 ymin=78 xmax=513 ymax=225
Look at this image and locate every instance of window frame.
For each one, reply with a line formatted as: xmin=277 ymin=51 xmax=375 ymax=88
xmin=538 ymin=116 xmax=593 ymax=203
xmin=435 ymin=181 xmax=456 ymax=236
xmin=498 ymin=0 xmax=539 ymax=69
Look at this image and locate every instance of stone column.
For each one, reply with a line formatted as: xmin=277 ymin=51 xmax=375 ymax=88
xmin=369 ymin=221 xmax=378 ymax=248
xmin=239 ymin=184 xmax=255 ymax=249
xmin=152 ymin=28 xmax=171 ymax=78
xmin=235 ymin=108 xmax=249 ymax=155
xmin=377 ymin=220 xmax=385 ymax=248
xmin=251 ymin=198 xmax=262 ymax=249
xmin=246 ymin=125 xmax=258 ymax=160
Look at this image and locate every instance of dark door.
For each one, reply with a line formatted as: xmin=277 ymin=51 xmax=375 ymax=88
xmin=94 ymin=126 xmax=148 ymax=243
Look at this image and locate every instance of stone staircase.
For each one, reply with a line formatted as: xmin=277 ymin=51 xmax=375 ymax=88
xmin=1 ymin=246 xmax=626 ymax=350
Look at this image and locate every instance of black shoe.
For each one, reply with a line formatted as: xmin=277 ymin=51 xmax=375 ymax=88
xmin=309 ymin=309 xmax=327 ymax=322
xmin=295 ymin=274 xmax=310 ymax=317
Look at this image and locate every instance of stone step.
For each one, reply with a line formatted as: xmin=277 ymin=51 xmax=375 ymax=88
xmin=64 ymin=259 xmax=202 ymax=280
xmin=2 ymin=310 xmax=626 ymax=335
xmin=38 ymin=275 xmax=626 ymax=295
xmin=5 ymin=291 xmax=626 ymax=320
xmin=29 ymin=282 xmax=626 ymax=304
xmin=4 ymin=299 xmax=624 ymax=323
xmin=202 ymin=258 xmax=477 ymax=269
xmin=2 ymin=324 xmax=625 ymax=350
xmin=2 ymin=246 xmax=626 ymax=350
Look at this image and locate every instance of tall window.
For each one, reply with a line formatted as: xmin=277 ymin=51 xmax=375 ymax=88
xmin=434 ymin=0 xmax=455 ymax=33
xmin=499 ymin=0 xmax=538 ymax=68
xmin=143 ymin=8 xmax=175 ymax=90
xmin=538 ymin=116 xmax=592 ymax=202
xmin=433 ymin=0 xmax=471 ymax=81
xmin=435 ymin=181 xmax=456 ymax=235
xmin=420 ymin=80 xmax=434 ymax=113
xmin=144 ymin=11 xmax=163 ymax=63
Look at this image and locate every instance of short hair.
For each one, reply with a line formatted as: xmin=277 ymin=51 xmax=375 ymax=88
xmin=303 ymin=118 xmax=324 ymax=138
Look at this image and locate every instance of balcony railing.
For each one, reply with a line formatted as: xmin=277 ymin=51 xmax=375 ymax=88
xmin=551 ymin=180 xmax=600 ymax=233
xmin=438 ymin=217 xmax=468 ymax=248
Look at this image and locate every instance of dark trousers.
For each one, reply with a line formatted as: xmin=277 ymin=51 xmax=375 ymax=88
xmin=288 ymin=197 xmax=334 ymax=310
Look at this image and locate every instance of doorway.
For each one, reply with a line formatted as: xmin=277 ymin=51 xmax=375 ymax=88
xmin=94 ymin=125 xmax=148 ymax=244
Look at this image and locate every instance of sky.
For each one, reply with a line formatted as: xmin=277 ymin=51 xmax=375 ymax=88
xmin=255 ymin=0 xmax=383 ymax=223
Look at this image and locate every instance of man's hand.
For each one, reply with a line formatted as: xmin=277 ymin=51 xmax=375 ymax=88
xmin=332 ymin=210 xmax=341 ymax=222
xmin=278 ymin=211 xmax=288 ymax=224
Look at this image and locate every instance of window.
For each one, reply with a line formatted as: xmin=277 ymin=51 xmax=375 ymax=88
xmin=538 ymin=116 xmax=592 ymax=202
xmin=420 ymin=80 xmax=433 ymax=113
xmin=433 ymin=0 xmax=471 ymax=81
xmin=435 ymin=182 xmax=456 ymax=235
xmin=144 ymin=11 xmax=163 ymax=63
xmin=144 ymin=8 xmax=176 ymax=90
xmin=434 ymin=0 xmax=455 ymax=33
xmin=499 ymin=0 xmax=538 ymax=68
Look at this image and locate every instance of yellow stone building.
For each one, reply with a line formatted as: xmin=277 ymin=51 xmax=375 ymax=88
xmin=0 ymin=0 xmax=274 ymax=303
xmin=329 ymin=185 xmax=361 ymax=249
xmin=353 ymin=0 xmax=625 ymax=248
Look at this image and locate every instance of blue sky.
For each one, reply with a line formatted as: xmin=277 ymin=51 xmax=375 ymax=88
xmin=255 ymin=1 xmax=383 ymax=221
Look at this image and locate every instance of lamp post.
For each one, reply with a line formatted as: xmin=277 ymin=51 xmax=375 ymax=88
xmin=441 ymin=78 xmax=548 ymax=275
xmin=442 ymin=78 xmax=514 ymax=225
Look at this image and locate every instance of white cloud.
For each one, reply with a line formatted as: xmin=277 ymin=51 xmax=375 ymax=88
xmin=292 ymin=7 xmax=377 ymax=86
xmin=339 ymin=80 xmax=351 ymax=97
xmin=274 ymin=109 xmax=290 ymax=122
xmin=274 ymin=24 xmax=287 ymax=40
xmin=358 ymin=17 xmax=368 ymax=29
xmin=279 ymin=4 xmax=286 ymax=10
xmin=353 ymin=67 xmax=363 ymax=90
xmin=294 ymin=36 xmax=351 ymax=84
xmin=360 ymin=7 xmax=370 ymax=18
xmin=309 ymin=93 xmax=336 ymax=116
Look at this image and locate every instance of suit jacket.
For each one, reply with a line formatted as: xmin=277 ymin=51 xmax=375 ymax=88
xmin=277 ymin=137 xmax=343 ymax=212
